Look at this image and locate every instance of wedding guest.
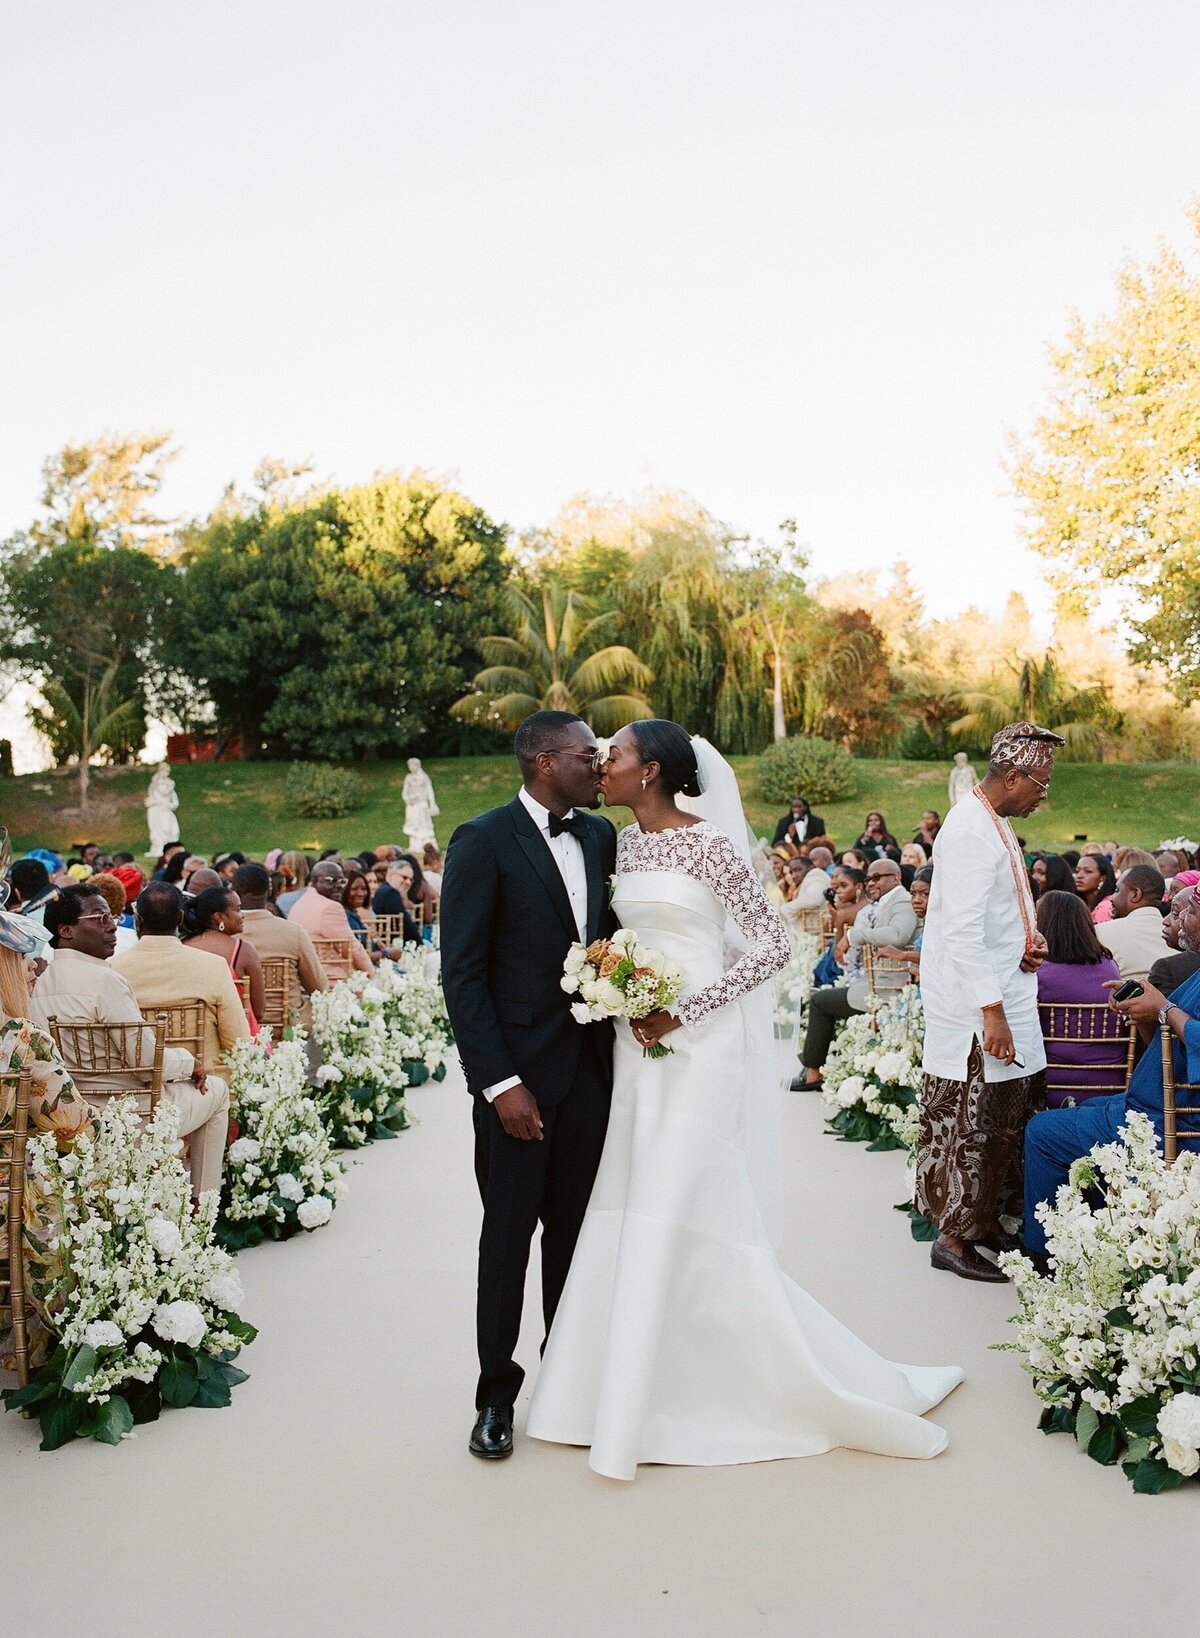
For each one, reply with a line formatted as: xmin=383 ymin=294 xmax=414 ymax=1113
xmin=1100 ymin=865 xmax=1168 ymax=984
xmin=109 ymin=863 xmax=146 ymax=918
xmin=114 ymin=882 xmax=251 ymax=1078
xmin=85 ymin=871 xmax=139 ymax=953
xmin=342 ymin=868 xmax=402 ymax=963
xmin=288 ymin=860 xmax=374 ymax=976
xmin=781 ymin=856 xmax=831 ymax=917
xmin=400 ymin=851 xmax=439 ymax=919
xmin=1030 ymin=854 xmax=1075 ymax=898
xmin=915 ymin=810 xmax=941 ymax=851
xmin=8 ymin=858 xmax=57 ymax=923
xmin=917 ymin=722 xmax=1063 ymax=1282
xmin=874 ymin=864 xmax=932 ymax=980
xmin=372 ymin=861 xmax=421 ymax=941
xmin=1148 ymin=886 xmax=1200 ymax=997
xmin=31 ymin=888 xmax=230 ymax=1199
xmin=797 ymin=859 xmax=916 ymax=1089
xmin=275 ymin=851 xmax=311 ymax=915
xmin=422 ymin=844 xmax=444 ymax=895
xmin=183 ymin=868 xmax=223 ymax=896
xmin=772 ymin=796 xmax=827 ymax=847
xmin=1024 ymin=957 xmax=1200 ymax=1254
xmin=840 ymin=847 xmax=870 ymax=872
xmin=806 ymin=844 xmax=835 ymax=874
xmin=1074 ymin=852 xmax=1117 ymax=924
xmin=213 ymin=851 xmax=246 ymax=883
xmin=182 ymin=885 xmax=265 ymax=1030
xmin=152 ymin=842 xmax=187 ymax=881
xmin=854 ymin=812 xmax=900 ymax=862
xmin=232 ymin=864 xmax=328 ymax=1028
xmin=900 ymin=841 xmax=928 ymax=869
xmin=1111 ymin=847 xmax=1159 ymax=876
xmin=1033 ymin=890 xmax=1122 ymax=1108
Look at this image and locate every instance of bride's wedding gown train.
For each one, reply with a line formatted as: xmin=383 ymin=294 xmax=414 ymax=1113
xmin=526 ymin=821 xmax=963 ymax=1481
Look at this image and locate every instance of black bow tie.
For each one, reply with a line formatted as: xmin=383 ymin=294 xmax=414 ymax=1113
xmin=548 ymin=811 xmax=588 ymax=841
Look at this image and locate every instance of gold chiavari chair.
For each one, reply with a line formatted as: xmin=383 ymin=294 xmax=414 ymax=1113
xmin=371 ymin=915 xmax=407 ymax=950
xmin=1 ymin=1070 xmax=33 ymax=1389
xmin=1037 ymin=1002 xmax=1136 ymax=1111
xmin=258 ymin=957 xmax=292 ymax=1033
xmin=47 ymin=1015 xmax=168 ymax=1117
xmin=233 ymin=973 xmax=253 ymax=1022
xmin=792 ymin=905 xmax=828 ymax=939
xmin=862 ymin=943 xmax=914 ymax=1021
xmin=313 ymin=938 xmax=356 ymax=981
xmin=153 ymin=1000 xmax=210 ymax=1062
xmin=1160 ymin=1018 xmax=1200 ymax=1165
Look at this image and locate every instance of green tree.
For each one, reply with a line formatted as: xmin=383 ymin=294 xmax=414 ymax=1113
xmin=171 ymin=474 xmax=509 ymax=759
xmin=451 ymin=580 xmax=653 ymax=733
xmin=32 ymin=431 xmax=178 ymax=555
xmin=951 ymin=652 xmax=1118 ymax=760
xmin=1009 ymin=202 xmax=1200 ymax=697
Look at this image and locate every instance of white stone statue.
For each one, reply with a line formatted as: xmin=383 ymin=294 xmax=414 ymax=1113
xmin=948 ymin=751 xmax=978 ymax=807
xmin=145 ymin=762 xmax=180 ymax=857
xmin=402 ymin=757 xmax=439 ymax=851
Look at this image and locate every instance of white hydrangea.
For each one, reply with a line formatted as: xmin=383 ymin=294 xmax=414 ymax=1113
xmin=227 ymin=1136 xmax=262 ymax=1165
xmin=83 ymin=1320 xmax=125 ymax=1350
xmin=146 ymin=1217 xmax=184 ymax=1260
xmin=203 ymin=1270 xmax=245 ymax=1313
xmin=297 ymin=1196 xmax=334 ymax=1229
xmin=275 ymin=1173 xmax=305 ymax=1202
xmin=151 ymin=1299 xmax=207 ymax=1349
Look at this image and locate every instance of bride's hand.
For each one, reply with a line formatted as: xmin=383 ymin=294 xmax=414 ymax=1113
xmin=632 ymin=1010 xmax=681 ymax=1049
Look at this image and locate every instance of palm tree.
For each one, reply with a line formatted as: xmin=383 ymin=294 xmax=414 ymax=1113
xmin=451 ymin=581 xmax=653 ymax=734
xmin=950 ymin=652 xmax=1117 ymax=760
xmin=33 ymin=665 xmax=143 ymax=813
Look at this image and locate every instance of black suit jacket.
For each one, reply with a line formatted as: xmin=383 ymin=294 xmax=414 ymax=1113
xmin=1149 ymin=951 xmax=1200 ymax=998
xmin=772 ymin=811 xmax=826 ymax=846
xmin=440 ymin=796 xmax=618 ymax=1107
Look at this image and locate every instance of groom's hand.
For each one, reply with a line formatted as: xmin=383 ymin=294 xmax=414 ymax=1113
xmin=494 ymin=1083 xmax=544 ymax=1141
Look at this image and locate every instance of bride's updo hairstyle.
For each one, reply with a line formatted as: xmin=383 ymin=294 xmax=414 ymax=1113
xmin=629 ymin=720 xmax=702 ymax=799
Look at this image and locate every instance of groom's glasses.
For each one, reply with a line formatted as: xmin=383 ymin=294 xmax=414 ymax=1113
xmin=545 ymin=747 xmax=603 ymax=769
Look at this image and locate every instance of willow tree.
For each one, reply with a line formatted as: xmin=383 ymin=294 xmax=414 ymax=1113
xmin=451 ymin=581 xmax=653 ymax=733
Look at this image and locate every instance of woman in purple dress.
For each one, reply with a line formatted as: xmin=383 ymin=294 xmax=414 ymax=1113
xmin=1035 ymin=889 xmax=1123 ymax=1107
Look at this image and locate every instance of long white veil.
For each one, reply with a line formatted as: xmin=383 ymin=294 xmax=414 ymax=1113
xmin=681 ymin=737 xmax=786 ymax=1246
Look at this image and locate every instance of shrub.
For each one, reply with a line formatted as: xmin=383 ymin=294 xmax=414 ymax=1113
xmin=756 ymin=736 xmax=856 ymax=806
xmin=283 ymin=763 xmax=365 ymax=819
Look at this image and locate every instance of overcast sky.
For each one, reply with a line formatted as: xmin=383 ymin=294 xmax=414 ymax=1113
xmin=3 ymin=0 xmax=1199 ymax=646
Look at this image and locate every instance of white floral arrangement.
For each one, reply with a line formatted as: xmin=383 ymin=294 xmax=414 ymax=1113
xmin=3 ymin=1098 xmax=256 ymax=1450
xmin=1158 ymin=836 xmax=1198 ymax=857
xmin=311 ymin=963 xmax=453 ymax=1147
xmin=820 ymin=989 xmax=924 ymax=1147
xmin=1000 ymin=1111 xmax=1200 ymax=1493
xmin=773 ymin=929 xmax=822 ymax=1037
xmin=220 ymin=1031 xmax=348 ymax=1249
xmin=561 ymin=929 xmax=684 ymax=1058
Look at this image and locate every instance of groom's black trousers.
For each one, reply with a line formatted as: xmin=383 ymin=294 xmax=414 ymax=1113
xmin=472 ymin=1040 xmax=610 ymax=1411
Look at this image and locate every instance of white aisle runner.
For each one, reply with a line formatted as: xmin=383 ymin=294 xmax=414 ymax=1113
xmin=3 ymin=1066 xmax=1194 ymax=1636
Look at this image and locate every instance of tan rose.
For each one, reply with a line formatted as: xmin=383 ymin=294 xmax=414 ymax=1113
xmin=632 ymin=966 xmax=657 ymax=983
xmin=599 ymin=950 xmax=626 ymax=978
xmin=586 ymin=939 xmax=610 ymax=966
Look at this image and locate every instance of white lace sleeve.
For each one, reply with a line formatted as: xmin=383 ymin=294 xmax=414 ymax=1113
xmin=676 ymin=832 xmax=790 ymax=1027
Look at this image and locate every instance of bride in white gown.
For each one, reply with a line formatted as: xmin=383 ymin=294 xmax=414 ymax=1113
xmin=526 ymin=720 xmax=963 ymax=1481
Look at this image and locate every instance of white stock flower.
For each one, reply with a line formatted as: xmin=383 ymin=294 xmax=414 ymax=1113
xmin=297 ymin=1196 xmax=334 ymax=1230
xmin=314 ymin=1062 xmax=343 ymax=1085
xmin=564 ymin=945 xmax=588 ymax=975
xmin=152 ymin=1300 xmax=207 ymax=1349
xmin=146 ymin=1217 xmax=184 ymax=1260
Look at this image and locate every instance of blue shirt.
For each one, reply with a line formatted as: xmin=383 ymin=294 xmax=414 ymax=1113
xmin=1125 ymin=968 xmax=1200 ymax=1131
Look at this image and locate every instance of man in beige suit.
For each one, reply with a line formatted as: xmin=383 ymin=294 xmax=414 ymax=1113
xmin=113 ymin=880 xmax=251 ymax=1084
xmin=231 ymin=862 xmax=328 ymax=1027
xmin=31 ymin=887 xmax=232 ymax=1199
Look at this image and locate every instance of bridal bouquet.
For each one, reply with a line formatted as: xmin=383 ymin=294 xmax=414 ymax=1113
xmin=561 ymin=929 xmax=684 ymax=1058
xmin=1000 ymin=1112 xmax=1200 ymax=1493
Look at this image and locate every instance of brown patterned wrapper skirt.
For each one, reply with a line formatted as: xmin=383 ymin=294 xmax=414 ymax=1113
xmin=916 ymin=1040 xmax=1045 ymax=1241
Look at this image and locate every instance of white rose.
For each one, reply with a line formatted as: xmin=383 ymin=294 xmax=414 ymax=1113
xmin=203 ymin=1270 xmax=245 ymax=1313
xmin=276 ymin=1173 xmax=305 ymax=1202
xmin=564 ymin=946 xmax=588 ymax=975
xmin=1162 ymin=1437 xmax=1200 ymax=1477
xmin=83 ymin=1320 xmax=125 ymax=1350
xmin=560 ymin=974 xmax=581 ymax=994
xmin=580 ymin=980 xmax=601 ymax=1004
xmin=570 ymin=1002 xmax=593 ymax=1026
xmin=594 ymin=978 xmax=624 ymax=1011
xmin=1159 ymin=1392 xmax=1200 ymax=1450
xmin=146 ymin=1217 xmax=184 ymax=1261
xmin=297 ymin=1196 xmax=334 ymax=1229
xmin=227 ymin=1136 xmax=261 ymax=1165
xmin=151 ymin=1300 xmax=207 ymax=1349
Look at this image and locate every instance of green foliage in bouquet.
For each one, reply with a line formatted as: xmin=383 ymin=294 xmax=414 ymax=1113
xmin=756 ymin=735 xmax=856 ymax=807
xmin=283 ymin=762 xmax=365 ymax=819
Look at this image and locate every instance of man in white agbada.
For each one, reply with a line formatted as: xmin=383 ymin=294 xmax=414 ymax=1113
xmin=917 ymin=722 xmax=1064 ymax=1283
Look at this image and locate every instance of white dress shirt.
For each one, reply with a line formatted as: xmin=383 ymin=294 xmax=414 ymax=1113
xmin=483 ymin=787 xmax=589 ymax=1103
xmin=1101 ymin=905 xmax=1169 ymax=984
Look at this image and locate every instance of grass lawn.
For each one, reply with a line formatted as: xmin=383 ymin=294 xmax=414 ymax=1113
xmin=2 ymin=754 xmax=1196 ymax=860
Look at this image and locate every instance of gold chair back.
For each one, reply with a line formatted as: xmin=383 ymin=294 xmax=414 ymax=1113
xmin=1037 ymin=1002 xmax=1136 ymax=1107
xmin=47 ymin=1015 xmax=168 ymax=1116
xmin=259 ymin=957 xmax=292 ymax=1032
xmin=372 ymin=914 xmax=407 ymax=949
xmin=862 ymin=943 xmax=913 ymax=1017
xmin=0 ymin=1071 xmax=33 ymax=1388
xmin=1161 ymin=1019 xmax=1200 ymax=1165
xmin=792 ymin=905 xmax=828 ymax=939
xmin=313 ymin=937 xmax=355 ymax=980
xmin=233 ymin=973 xmax=253 ymax=1021
xmin=154 ymin=1000 xmax=209 ymax=1062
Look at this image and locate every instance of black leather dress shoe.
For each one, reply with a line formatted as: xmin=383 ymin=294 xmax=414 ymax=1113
xmin=930 ymin=1240 xmax=1009 ymax=1283
xmin=469 ymin=1404 xmax=514 ymax=1459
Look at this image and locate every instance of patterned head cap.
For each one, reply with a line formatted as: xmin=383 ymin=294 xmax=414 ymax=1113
xmin=989 ymin=722 xmax=1066 ymax=770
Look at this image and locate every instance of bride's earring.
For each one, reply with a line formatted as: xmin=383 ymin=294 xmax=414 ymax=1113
xmin=641 ymin=776 xmax=649 ymax=790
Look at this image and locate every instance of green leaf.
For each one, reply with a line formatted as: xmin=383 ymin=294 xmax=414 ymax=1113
xmin=1130 ymin=1457 xmax=1188 ymax=1494
xmin=125 ymin=1377 xmax=162 ymax=1426
xmin=160 ymin=1355 xmax=199 ymax=1408
xmin=3 ymin=1377 xmax=59 ymax=1410
xmin=1038 ymin=1405 xmax=1073 ymax=1436
xmin=1105 ymin=1305 xmax=1135 ymax=1329
xmin=191 ymin=1374 xmax=232 ymax=1409
xmin=217 ymin=1363 xmax=249 ymax=1389
xmin=39 ymin=1395 xmax=84 ymax=1451
xmin=1087 ymin=1416 xmax=1123 ymax=1466
xmin=1074 ymin=1403 xmax=1099 ymax=1453
xmin=219 ymin=1314 xmax=258 ymax=1346
xmin=908 ymin=1212 xmax=939 ymax=1243
xmin=62 ymin=1344 xmax=98 ymax=1391
xmin=1124 ymin=1435 xmax=1153 ymax=1465
xmin=1119 ymin=1395 xmax=1163 ymax=1438
xmin=93 ymin=1396 xmax=134 ymax=1445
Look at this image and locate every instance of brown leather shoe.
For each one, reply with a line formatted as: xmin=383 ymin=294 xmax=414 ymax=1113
xmin=930 ymin=1240 xmax=1009 ymax=1282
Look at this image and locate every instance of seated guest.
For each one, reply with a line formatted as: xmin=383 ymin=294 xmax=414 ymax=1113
xmin=1030 ymin=853 xmax=1075 ymax=898
xmin=86 ymin=871 xmax=139 ymax=953
xmin=915 ymin=810 xmax=941 ymax=851
xmin=152 ymin=842 xmax=187 ymax=881
xmin=874 ymin=864 xmax=932 ymax=981
xmin=110 ymin=862 xmax=146 ymax=922
xmin=1149 ymin=885 xmax=1200 ymax=998
xmin=275 ymin=850 xmax=311 ymax=915
xmin=158 ymin=848 xmax=190 ymax=886
xmin=1100 ymin=864 xmax=1168 ymax=983
xmin=1074 ymin=851 xmax=1117 ymax=924
xmin=288 ymin=859 xmax=374 ymax=975
xmin=853 ymin=811 xmax=900 ymax=862
xmin=781 ymin=855 xmax=831 ymax=918
xmin=1033 ymin=890 xmax=1122 ymax=1108
xmin=31 ymin=888 xmax=230 ymax=1199
xmin=900 ymin=841 xmax=928 ymax=869
xmin=805 ymin=844 xmax=835 ymax=874
xmin=797 ymin=859 xmax=917 ymax=1089
xmin=342 ymin=867 xmax=403 ymax=964
xmin=840 ymin=847 xmax=870 ymax=872
xmin=400 ymin=852 xmax=439 ymax=918
xmin=422 ymin=843 xmax=444 ymax=894
xmin=8 ymin=858 xmax=59 ymax=923
xmin=1112 ymin=846 xmax=1159 ymax=876
xmin=372 ymin=862 xmax=421 ymax=942
xmin=1024 ymin=953 xmax=1200 ymax=1254
xmin=772 ymin=795 xmax=827 ymax=847
xmin=113 ymin=881 xmax=251 ymax=1079
xmin=232 ymin=864 xmax=328 ymax=1028
xmin=182 ymin=885 xmax=266 ymax=1030
xmin=213 ymin=851 xmax=246 ymax=883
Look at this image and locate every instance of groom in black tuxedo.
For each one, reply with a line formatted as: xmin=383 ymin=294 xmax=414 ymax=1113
xmin=440 ymin=711 xmax=618 ymax=1459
